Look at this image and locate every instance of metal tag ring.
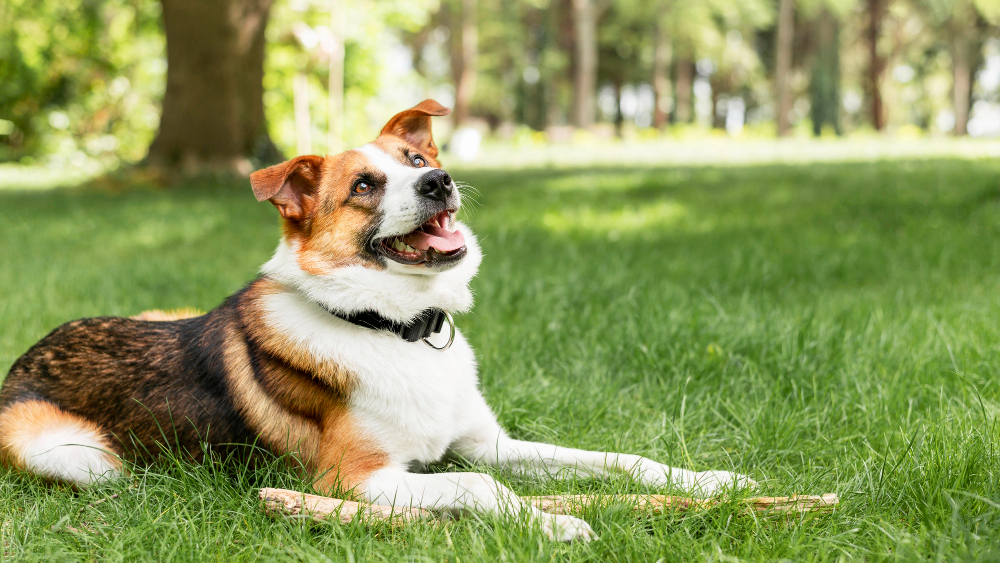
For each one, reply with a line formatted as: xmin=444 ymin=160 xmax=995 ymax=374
xmin=423 ymin=310 xmax=455 ymax=351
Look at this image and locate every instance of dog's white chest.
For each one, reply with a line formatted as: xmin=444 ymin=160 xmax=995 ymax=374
xmin=261 ymin=290 xmax=483 ymax=466
xmin=347 ymin=331 xmax=482 ymax=465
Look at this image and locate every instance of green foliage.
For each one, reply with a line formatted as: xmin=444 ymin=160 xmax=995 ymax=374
xmin=0 ymin=0 xmax=164 ymax=164
xmin=264 ymin=0 xmax=440 ymax=153
xmin=2 ymin=150 xmax=1000 ymax=559
xmin=1 ymin=0 xmax=998 ymax=165
xmin=0 ymin=0 xmax=442 ymax=164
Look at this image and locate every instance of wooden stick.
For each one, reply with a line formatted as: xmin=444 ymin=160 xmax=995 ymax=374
xmin=260 ymin=488 xmax=838 ymax=524
xmin=259 ymin=488 xmax=431 ymax=524
xmin=523 ymin=493 xmax=839 ymax=515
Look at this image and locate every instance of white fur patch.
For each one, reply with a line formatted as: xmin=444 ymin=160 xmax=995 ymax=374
xmin=20 ymin=424 xmax=119 ymax=486
xmin=260 ymin=284 xmax=493 ymax=467
xmin=357 ymin=143 xmax=439 ymax=242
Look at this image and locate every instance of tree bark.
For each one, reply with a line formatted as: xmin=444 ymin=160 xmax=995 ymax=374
xmin=674 ymin=58 xmax=694 ymax=124
xmin=613 ymin=80 xmax=624 ymax=137
xmin=450 ymin=0 xmax=478 ymax=127
xmin=864 ymin=0 xmax=887 ymax=131
xmin=652 ymin=18 xmax=672 ymax=129
xmin=952 ymin=49 xmax=971 ymax=135
xmin=949 ymin=7 xmax=978 ymax=137
xmin=570 ymin=0 xmax=597 ymax=129
xmin=147 ymin=0 xmax=279 ymax=174
xmin=774 ymin=0 xmax=795 ymax=137
xmin=810 ymin=8 xmax=841 ymax=136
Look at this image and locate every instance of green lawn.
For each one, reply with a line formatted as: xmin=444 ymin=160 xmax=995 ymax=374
xmin=1 ymin=152 xmax=999 ymax=561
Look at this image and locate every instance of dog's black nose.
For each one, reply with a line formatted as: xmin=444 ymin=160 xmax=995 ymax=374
xmin=416 ymin=169 xmax=453 ymax=202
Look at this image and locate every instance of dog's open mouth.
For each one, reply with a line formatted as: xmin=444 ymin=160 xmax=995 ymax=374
xmin=375 ymin=210 xmax=467 ymax=266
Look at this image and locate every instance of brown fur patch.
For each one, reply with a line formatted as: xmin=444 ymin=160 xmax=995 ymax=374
xmin=313 ymin=406 xmax=389 ymax=496
xmin=220 ymin=321 xmax=323 ymax=463
xmin=131 ymin=308 xmax=204 ymax=322
xmin=235 ymin=279 xmax=387 ymax=491
xmin=0 ymin=400 xmax=121 ymax=474
xmin=0 ymin=282 xmax=388 ymax=491
xmin=291 ymin=150 xmax=387 ymax=275
xmin=241 ymin=280 xmax=355 ymax=393
xmin=378 ymin=99 xmax=450 ymax=159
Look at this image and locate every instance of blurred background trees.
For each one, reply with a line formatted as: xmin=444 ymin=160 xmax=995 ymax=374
xmin=1 ymin=0 xmax=998 ymax=173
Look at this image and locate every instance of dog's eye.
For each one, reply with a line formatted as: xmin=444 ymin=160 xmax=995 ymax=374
xmin=353 ymin=180 xmax=373 ymax=194
xmin=412 ymin=155 xmax=426 ymax=168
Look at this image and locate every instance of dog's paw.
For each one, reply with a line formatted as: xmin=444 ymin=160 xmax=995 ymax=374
xmin=540 ymin=513 xmax=597 ymax=542
xmin=683 ymin=470 xmax=757 ymax=497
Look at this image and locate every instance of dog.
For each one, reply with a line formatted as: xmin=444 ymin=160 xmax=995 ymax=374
xmin=0 ymin=100 xmax=752 ymax=541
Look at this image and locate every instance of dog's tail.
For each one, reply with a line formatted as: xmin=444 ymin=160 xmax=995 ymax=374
xmin=0 ymin=400 xmax=122 ymax=486
xmin=131 ymin=307 xmax=204 ymax=322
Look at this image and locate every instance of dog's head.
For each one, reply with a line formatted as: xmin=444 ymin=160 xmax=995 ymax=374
xmin=252 ymin=100 xmax=480 ymax=321
xmin=250 ymin=99 xmax=469 ymax=276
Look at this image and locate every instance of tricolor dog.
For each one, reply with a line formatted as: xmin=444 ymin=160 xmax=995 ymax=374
xmin=0 ymin=100 xmax=751 ymax=541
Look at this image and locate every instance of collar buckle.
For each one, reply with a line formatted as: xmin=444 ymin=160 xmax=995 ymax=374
xmin=422 ymin=310 xmax=455 ymax=351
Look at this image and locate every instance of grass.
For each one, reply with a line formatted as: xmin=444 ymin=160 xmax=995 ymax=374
xmin=2 ymin=149 xmax=1000 ymax=560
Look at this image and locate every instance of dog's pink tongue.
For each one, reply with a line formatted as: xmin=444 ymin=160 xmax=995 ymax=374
xmin=403 ymin=225 xmax=465 ymax=252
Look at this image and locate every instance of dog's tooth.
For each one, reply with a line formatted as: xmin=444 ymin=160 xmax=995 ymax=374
xmin=394 ymin=240 xmax=406 ymax=251
xmin=404 ymin=244 xmax=417 ymax=253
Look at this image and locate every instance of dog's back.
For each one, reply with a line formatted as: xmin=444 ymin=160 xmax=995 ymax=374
xmin=0 ymin=301 xmax=264 ymax=482
xmin=0 ymin=274 xmax=390 ymax=489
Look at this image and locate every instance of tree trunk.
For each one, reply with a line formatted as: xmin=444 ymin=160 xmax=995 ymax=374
xmin=328 ymin=2 xmax=345 ymax=154
xmin=949 ymin=6 xmax=979 ymax=137
xmin=293 ymin=73 xmax=312 ymax=155
xmin=774 ymin=0 xmax=795 ymax=137
xmin=652 ymin=18 xmax=672 ymax=129
xmin=570 ymin=0 xmax=597 ymax=129
xmin=952 ymin=52 xmax=971 ymax=135
xmin=147 ymin=0 xmax=279 ymax=174
xmin=810 ymin=8 xmax=841 ymax=136
xmin=864 ymin=0 xmax=886 ymax=131
xmin=613 ymin=80 xmax=625 ymax=137
xmin=450 ymin=0 xmax=478 ymax=127
xmin=674 ymin=58 xmax=694 ymax=124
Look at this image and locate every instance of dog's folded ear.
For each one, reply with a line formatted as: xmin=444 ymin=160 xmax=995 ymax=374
xmin=249 ymin=155 xmax=325 ymax=222
xmin=380 ymin=99 xmax=451 ymax=158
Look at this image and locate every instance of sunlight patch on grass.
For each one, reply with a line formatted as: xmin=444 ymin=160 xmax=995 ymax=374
xmin=455 ymin=138 xmax=1000 ymax=171
xmin=0 ymin=162 xmax=104 ymax=191
xmin=111 ymin=214 xmax=223 ymax=252
xmin=541 ymin=200 xmax=693 ymax=238
xmin=540 ymin=171 xmax=660 ymax=193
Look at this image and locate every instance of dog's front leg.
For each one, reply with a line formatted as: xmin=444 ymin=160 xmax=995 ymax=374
xmin=452 ymin=419 xmax=754 ymax=497
xmin=362 ymin=466 xmax=595 ymax=542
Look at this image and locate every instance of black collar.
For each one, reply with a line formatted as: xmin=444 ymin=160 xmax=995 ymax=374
xmin=318 ymin=304 xmax=449 ymax=343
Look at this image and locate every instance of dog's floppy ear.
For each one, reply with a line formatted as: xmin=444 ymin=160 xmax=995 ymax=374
xmin=380 ymin=99 xmax=451 ymax=158
xmin=249 ymin=155 xmax=325 ymax=222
